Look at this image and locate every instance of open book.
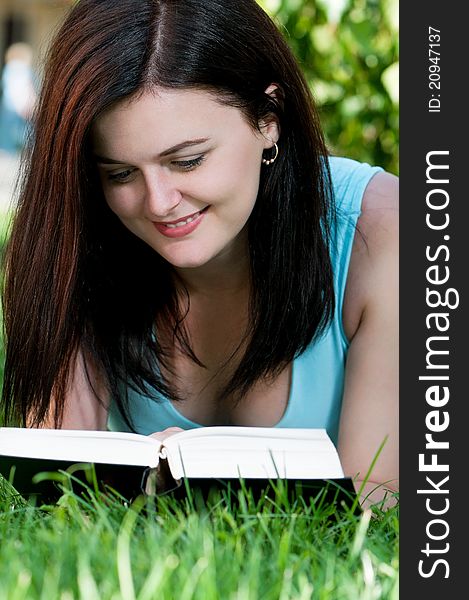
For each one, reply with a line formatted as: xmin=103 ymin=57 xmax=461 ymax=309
xmin=0 ymin=426 xmax=355 ymax=504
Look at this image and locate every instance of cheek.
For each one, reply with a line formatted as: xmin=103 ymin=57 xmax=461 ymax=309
xmin=102 ymin=185 xmax=141 ymax=219
xmin=207 ymin=153 xmax=261 ymax=214
xmin=229 ymin=166 xmax=261 ymax=221
xmin=231 ymin=140 xmax=263 ymax=197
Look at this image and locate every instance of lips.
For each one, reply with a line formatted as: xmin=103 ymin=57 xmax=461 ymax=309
xmin=153 ymin=206 xmax=209 ymax=238
xmin=159 ymin=207 xmax=207 ymax=228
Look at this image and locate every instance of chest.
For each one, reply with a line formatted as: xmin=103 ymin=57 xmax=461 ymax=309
xmin=170 ymin=355 xmax=292 ymax=426
xmin=160 ymin=297 xmax=292 ymax=427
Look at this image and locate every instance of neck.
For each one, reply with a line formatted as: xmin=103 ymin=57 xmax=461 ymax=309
xmin=173 ymin=237 xmax=251 ymax=299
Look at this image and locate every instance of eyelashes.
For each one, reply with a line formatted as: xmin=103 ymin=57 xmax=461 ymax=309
xmin=172 ymin=155 xmax=205 ymax=171
xmin=105 ymin=155 xmax=206 ymax=184
xmin=107 ymin=168 xmax=136 ymax=183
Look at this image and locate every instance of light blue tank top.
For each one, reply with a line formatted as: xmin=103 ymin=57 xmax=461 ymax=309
xmin=108 ymin=157 xmax=383 ymax=444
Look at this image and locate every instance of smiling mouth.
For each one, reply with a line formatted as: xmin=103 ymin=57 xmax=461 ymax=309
xmin=159 ymin=206 xmax=209 ymax=229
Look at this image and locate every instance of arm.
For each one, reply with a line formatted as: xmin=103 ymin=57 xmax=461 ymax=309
xmin=338 ymin=171 xmax=399 ymax=509
xmin=37 ymin=350 xmax=109 ymax=430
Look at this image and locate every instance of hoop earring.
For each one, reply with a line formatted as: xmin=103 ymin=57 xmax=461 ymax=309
xmin=262 ymin=142 xmax=279 ymax=166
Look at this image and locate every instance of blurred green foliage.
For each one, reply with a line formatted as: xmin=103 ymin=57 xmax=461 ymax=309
xmin=259 ymin=0 xmax=399 ymax=175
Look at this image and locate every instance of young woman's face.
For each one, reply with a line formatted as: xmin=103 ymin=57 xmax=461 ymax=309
xmin=92 ymin=88 xmax=278 ymax=270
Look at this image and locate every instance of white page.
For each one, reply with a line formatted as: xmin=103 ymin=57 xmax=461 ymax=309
xmin=163 ymin=427 xmax=345 ymax=479
xmin=0 ymin=428 xmax=162 ymax=467
xmin=0 ymin=427 xmax=345 ymax=478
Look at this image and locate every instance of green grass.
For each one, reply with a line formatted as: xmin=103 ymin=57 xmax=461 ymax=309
xmin=0 ymin=477 xmax=399 ymax=600
xmin=0 ymin=212 xmax=12 ymax=249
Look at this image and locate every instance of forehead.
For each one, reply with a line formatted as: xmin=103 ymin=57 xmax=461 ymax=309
xmin=92 ymin=88 xmax=254 ymax=155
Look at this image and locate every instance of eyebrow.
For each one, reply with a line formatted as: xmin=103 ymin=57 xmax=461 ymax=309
xmin=94 ymin=138 xmax=210 ymax=164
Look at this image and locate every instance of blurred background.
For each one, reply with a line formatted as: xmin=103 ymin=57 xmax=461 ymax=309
xmin=259 ymin=0 xmax=398 ymax=176
xmin=0 ymin=0 xmax=398 ymax=212
xmin=0 ymin=0 xmax=68 ymax=214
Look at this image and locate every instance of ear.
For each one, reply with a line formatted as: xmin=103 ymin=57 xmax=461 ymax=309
xmin=259 ymin=83 xmax=280 ymax=149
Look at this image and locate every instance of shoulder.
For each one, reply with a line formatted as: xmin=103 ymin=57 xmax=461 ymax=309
xmin=328 ymin=156 xmax=385 ymax=214
xmin=342 ymin=170 xmax=399 ymax=341
xmin=358 ymin=170 xmax=399 ymax=246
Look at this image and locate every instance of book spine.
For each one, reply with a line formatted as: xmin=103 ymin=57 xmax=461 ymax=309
xmin=141 ymin=456 xmax=180 ymax=496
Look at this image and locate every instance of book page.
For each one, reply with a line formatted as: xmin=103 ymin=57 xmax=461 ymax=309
xmin=0 ymin=428 xmax=162 ymax=467
xmin=162 ymin=427 xmax=345 ymax=480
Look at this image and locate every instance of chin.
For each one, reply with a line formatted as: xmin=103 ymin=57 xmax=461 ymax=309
xmin=160 ymin=248 xmax=216 ymax=270
xmin=169 ymin=258 xmax=209 ymax=269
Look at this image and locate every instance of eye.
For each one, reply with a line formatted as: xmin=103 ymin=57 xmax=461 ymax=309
xmin=106 ymin=168 xmax=136 ymax=184
xmin=171 ymin=155 xmax=205 ymax=171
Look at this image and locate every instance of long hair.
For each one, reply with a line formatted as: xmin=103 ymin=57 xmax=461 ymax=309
xmin=1 ymin=0 xmax=335 ymax=428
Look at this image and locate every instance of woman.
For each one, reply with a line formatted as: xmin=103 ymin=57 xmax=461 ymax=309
xmin=1 ymin=0 xmax=398 ymax=506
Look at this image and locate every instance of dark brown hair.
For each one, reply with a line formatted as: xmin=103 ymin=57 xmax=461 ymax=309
xmin=2 ymin=0 xmax=334 ymax=428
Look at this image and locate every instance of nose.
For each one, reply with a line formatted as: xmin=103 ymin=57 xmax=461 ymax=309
xmin=143 ymin=169 xmax=182 ymax=219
